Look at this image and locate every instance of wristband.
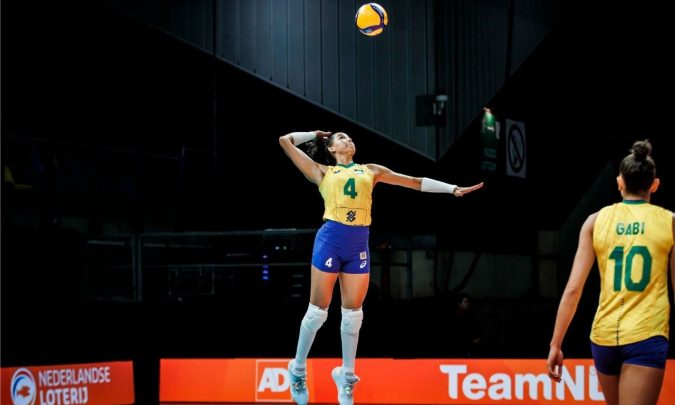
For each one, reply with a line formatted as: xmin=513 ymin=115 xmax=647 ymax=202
xmin=421 ymin=177 xmax=457 ymax=194
xmin=290 ymin=131 xmax=316 ymax=146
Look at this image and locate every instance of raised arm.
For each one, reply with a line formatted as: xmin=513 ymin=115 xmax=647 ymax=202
xmin=279 ymin=131 xmax=331 ymax=185
xmin=547 ymin=212 xmax=598 ymax=382
xmin=670 ymin=213 xmax=675 ymax=303
xmin=366 ymin=163 xmax=484 ymax=197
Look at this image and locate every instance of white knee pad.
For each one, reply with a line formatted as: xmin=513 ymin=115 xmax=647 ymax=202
xmin=301 ymin=304 xmax=328 ymax=333
xmin=340 ymin=307 xmax=363 ymax=335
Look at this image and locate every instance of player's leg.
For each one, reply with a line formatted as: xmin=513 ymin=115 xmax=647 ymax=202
xmin=332 ymin=270 xmax=369 ymax=405
xmin=292 ymin=266 xmax=337 ymax=366
xmin=324 ymin=222 xmax=369 ymax=405
xmin=295 ymin=230 xmax=343 ymax=365
xmin=338 ymin=272 xmax=369 ymax=371
xmin=289 ymin=228 xmax=341 ymax=405
xmin=617 ymin=364 xmax=664 ymax=405
xmin=617 ymin=336 xmax=668 ymax=405
xmin=289 ymin=267 xmax=338 ymax=405
xmin=339 ymin=272 xmax=370 ymax=308
xmin=309 ymin=265 xmax=340 ymax=308
xmin=337 ymin=234 xmax=370 ymax=377
xmin=595 ymin=372 xmax=619 ymax=405
xmin=590 ymin=341 xmax=622 ymax=405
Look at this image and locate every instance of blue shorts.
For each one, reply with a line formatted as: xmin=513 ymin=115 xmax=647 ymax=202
xmin=311 ymin=220 xmax=370 ymax=274
xmin=590 ymin=336 xmax=669 ymax=375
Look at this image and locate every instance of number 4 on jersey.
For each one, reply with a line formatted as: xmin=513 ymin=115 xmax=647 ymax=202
xmin=344 ymin=178 xmax=357 ymax=199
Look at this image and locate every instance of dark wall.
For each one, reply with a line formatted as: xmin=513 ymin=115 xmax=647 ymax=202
xmin=3 ymin=0 xmax=446 ymax=234
xmin=3 ymin=1 xmax=213 ymax=153
xmin=2 ymin=0 xmax=444 ymax=364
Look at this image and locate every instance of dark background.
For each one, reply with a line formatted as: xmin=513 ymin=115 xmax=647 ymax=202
xmin=3 ymin=1 xmax=675 ymax=404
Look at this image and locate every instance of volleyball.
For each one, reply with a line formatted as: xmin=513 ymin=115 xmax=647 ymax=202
xmin=355 ymin=3 xmax=388 ymax=36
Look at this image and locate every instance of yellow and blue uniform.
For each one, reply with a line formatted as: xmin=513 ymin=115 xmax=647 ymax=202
xmin=590 ymin=200 xmax=673 ymax=373
xmin=319 ymin=163 xmax=374 ymax=226
xmin=312 ymin=163 xmax=374 ymax=274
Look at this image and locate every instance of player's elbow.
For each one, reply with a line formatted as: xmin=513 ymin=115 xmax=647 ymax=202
xmin=562 ymin=285 xmax=582 ymax=300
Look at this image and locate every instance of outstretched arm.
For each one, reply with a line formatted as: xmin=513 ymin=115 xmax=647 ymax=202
xmin=279 ymin=131 xmax=331 ymax=185
xmin=366 ymin=163 xmax=484 ymax=197
xmin=547 ymin=212 xmax=598 ymax=382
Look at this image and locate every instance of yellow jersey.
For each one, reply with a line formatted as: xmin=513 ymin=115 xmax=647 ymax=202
xmin=319 ymin=163 xmax=374 ymax=226
xmin=591 ymin=200 xmax=674 ymax=345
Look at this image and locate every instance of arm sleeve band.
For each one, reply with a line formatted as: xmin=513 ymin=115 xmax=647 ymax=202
xmin=421 ymin=177 xmax=457 ymax=194
xmin=290 ymin=131 xmax=316 ymax=146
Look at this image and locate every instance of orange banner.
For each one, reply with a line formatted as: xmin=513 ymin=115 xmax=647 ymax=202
xmin=160 ymin=358 xmax=675 ymax=404
xmin=1 ymin=361 xmax=134 ymax=405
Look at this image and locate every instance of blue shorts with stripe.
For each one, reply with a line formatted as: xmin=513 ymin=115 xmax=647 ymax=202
xmin=590 ymin=335 xmax=669 ymax=375
xmin=311 ymin=220 xmax=370 ymax=274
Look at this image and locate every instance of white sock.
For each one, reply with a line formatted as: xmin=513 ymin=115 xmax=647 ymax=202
xmin=293 ymin=303 xmax=328 ymax=372
xmin=340 ymin=307 xmax=363 ymax=376
xmin=293 ymin=360 xmax=306 ymax=374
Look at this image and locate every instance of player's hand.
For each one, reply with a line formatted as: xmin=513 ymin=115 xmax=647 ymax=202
xmin=453 ymin=182 xmax=484 ymax=197
xmin=547 ymin=346 xmax=564 ymax=382
xmin=313 ymin=130 xmax=332 ymax=139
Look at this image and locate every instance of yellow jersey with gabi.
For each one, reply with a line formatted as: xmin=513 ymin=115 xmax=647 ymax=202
xmin=319 ymin=163 xmax=374 ymax=226
xmin=591 ymin=200 xmax=674 ymax=346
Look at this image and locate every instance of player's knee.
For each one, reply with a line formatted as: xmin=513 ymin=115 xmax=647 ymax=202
xmin=301 ymin=303 xmax=328 ymax=333
xmin=340 ymin=307 xmax=363 ymax=335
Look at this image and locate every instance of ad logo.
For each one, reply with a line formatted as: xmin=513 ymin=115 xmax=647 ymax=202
xmin=255 ymin=360 xmax=292 ymax=402
xmin=11 ymin=368 xmax=36 ymax=405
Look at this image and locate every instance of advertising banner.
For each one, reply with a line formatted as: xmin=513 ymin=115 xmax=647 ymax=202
xmin=1 ymin=361 xmax=134 ymax=405
xmin=160 ymin=358 xmax=675 ymax=404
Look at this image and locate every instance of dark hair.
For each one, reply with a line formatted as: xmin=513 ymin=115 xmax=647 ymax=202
xmin=305 ymin=134 xmax=337 ymax=165
xmin=456 ymin=292 xmax=472 ymax=305
xmin=619 ymin=139 xmax=656 ymax=195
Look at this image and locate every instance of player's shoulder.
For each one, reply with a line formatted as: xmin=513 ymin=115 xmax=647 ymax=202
xmin=364 ymin=163 xmax=386 ymax=173
xmin=648 ymin=203 xmax=673 ymax=216
xmin=584 ymin=211 xmax=600 ymax=228
xmin=596 ymin=202 xmax=622 ymax=216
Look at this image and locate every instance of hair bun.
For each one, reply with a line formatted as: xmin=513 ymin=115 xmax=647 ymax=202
xmin=631 ymin=139 xmax=652 ymax=162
